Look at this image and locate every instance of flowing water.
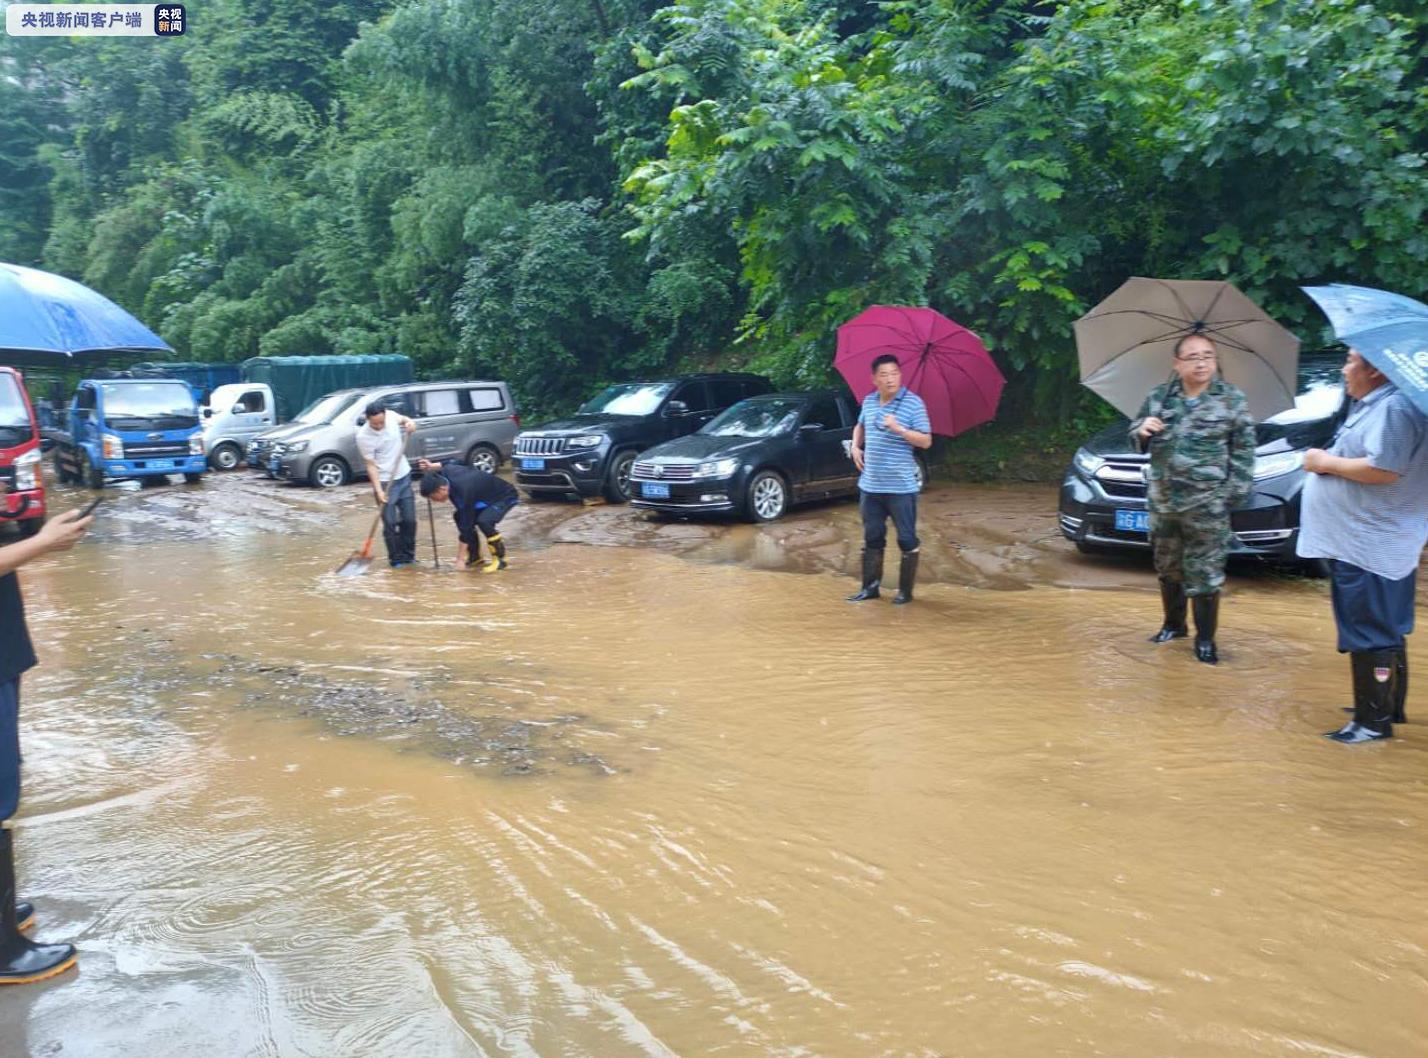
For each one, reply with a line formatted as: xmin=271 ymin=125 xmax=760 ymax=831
xmin=2 ymin=473 xmax=1426 ymax=1057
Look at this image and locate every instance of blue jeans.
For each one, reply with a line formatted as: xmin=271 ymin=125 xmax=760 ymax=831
xmin=861 ymin=492 xmax=919 ymax=553
xmin=0 ymin=679 xmax=20 ymax=822
xmin=382 ymin=474 xmax=417 ymax=564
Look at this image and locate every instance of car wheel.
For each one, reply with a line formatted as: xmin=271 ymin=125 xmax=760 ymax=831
xmin=309 ymin=456 xmax=349 ymax=489
xmin=465 ymin=444 xmax=499 ymax=474
xmin=1299 ymin=557 xmax=1331 ymax=579
xmin=183 ymin=473 xmax=203 ymax=484
xmin=603 ymin=451 xmax=635 ymax=503
xmin=80 ymin=450 xmax=104 ymax=490
xmin=915 ymin=454 xmax=929 ymax=491
xmin=746 ymin=470 xmax=788 ymax=523
xmin=16 ymin=518 xmax=43 ymax=539
xmin=209 ymin=442 xmax=242 ymax=471
xmin=54 ymin=457 xmax=73 ymax=484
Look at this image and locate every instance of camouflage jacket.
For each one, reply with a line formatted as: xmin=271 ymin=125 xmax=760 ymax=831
xmin=1128 ymin=376 xmax=1256 ymax=514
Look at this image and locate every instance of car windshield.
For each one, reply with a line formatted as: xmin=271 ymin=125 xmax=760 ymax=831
xmin=579 ymin=383 xmax=674 ymax=416
xmin=101 ymin=382 xmax=197 ymax=420
xmin=702 ymin=399 xmax=803 ymax=438
xmin=0 ymin=374 xmax=34 ymax=437
xmin=295 ymin=392 xmax=358 ymax=425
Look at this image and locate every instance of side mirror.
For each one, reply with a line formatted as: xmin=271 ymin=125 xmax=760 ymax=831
xmin=202 ymin=407 xmax=213 ymax=418
xmin=664 ymin=400 xmax=689 ymax=417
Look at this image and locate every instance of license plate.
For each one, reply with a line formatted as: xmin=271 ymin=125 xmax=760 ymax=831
xmin=1114 ymin=509 xmax=1149 ymax=533
xmin=642 ymin=482 xmax=671 ymax=499
xmin=149 ymin=460 xmax=171 ymax=469
xmin=521 ymin=458 xmax=546 ymax=470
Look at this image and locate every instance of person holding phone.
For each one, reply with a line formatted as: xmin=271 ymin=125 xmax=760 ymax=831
xmin=1130 ymin=333 xmax=1256 ymax=663
xmin=0 ymin=496 xmax=93 ymax=984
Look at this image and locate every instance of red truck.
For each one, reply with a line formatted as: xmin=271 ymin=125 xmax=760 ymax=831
xmin=0 ymin=367 xmax=46 ymax=537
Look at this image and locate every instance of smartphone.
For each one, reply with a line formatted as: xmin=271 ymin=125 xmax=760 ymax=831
xmin=76 ymin=496 xmax=106 ymax=518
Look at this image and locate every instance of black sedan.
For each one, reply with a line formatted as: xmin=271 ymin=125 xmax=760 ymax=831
xmin=1058 ymin=353 xmax=1349 ymax=562
xmin=629 ymin=391 xmax=862 ymax=522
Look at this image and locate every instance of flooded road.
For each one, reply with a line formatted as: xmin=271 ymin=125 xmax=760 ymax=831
xmin=4 ymin=471 xmax=1427 ymax=1057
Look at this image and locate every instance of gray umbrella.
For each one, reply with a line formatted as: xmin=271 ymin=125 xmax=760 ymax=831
xmin=1075 ymin=277 xmax=1300 ymax=420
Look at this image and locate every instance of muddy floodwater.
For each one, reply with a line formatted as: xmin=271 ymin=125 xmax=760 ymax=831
xmin=3 ymin=471 xmax=1427 ymax=1057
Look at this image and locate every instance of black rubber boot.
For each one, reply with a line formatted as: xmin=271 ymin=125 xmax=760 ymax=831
xmin=15 ymin=902 xmax=33 ymax=932
xmin=1341 ymin=646 xmax=1409 ymax=723
xmin=846 ymin=548 xmax=884 ymax=602
xmin=1149 ymin=578 xmax=1189 ymax=642
xmin=1393 ymin=647 xmax=1407 ymax=724
xmin=1326 ymin=651 xmax=1395 ymax=743
xmin=0 ymin=829 xmax=76 ymax=985
xmin=1192 ymin=592 xmax=1219 ymax=664
xmin=892 ymin=551 xmax=919 ymax=605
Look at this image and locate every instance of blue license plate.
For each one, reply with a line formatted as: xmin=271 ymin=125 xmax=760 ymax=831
xmin=642 ymin=482 xmax=671 ymax=499
xmin=521 ymin=458 xmax=546 ymax=471
xmin=1114 ymin=509 xmax=1149 ymax=533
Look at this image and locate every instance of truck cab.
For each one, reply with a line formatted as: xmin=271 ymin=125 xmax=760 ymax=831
xmin=202 ymin=382 xmax=276 ymax=470
xmin=53 ymin=379 xmax=207 ymax=488
xmin=0 ymin=367 xmax=46 ymax=537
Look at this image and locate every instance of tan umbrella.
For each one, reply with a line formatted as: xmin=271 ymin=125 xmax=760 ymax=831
xmin=1075 ymin=277 xmax=1300 ymax=420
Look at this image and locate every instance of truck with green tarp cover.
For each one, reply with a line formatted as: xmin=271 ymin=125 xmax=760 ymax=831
xmin=240 ymin=355 xmax=412 ymax=423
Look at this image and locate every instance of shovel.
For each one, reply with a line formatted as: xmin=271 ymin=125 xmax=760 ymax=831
xmin=335 ymin=433 xmax=410 ymax=577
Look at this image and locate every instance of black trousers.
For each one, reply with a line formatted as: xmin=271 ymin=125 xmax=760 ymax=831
xmin=382 ymin=474 xmax=417 ymax=564
xmin=860 ymin=492 xmax=919 ymax=552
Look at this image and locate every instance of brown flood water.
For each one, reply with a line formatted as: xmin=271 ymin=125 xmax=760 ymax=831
xmin=3 ymin=472 xmax=1427 ymax=1057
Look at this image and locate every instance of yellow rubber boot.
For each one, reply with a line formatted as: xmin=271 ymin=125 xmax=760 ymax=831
xmin=482 ymin=534 xmax=508 ymax=573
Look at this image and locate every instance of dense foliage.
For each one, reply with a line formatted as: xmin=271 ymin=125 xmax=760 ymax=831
xmin=2 ymin=0 xmax=1425 ymax=421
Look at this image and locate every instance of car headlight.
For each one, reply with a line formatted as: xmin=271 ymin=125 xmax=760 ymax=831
xmin=695 ymin=457 xmax=739 ymax=479
xmin=14 ymin=448 xmax=39 ymax=490
xmin=189 ymin=435 xmax=204 ymax=456
xmin=1072 ymin=447 xmax=1102 ymax=477
xmin=1253 ymin=451 xmax=1303 ymax=480
xmin=102 ymin=433 xmax=124 ymax=459
xmin=566 ymin=435 xmax=603 ymax=449
xmin=285 ymin=440 xmax=309 ymax=454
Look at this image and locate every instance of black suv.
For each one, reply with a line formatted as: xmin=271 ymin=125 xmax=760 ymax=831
xmin=1058 ymin=353 xmax=1348 ymax=562
xmin=513 ymin=373 xmax=772 ymax=502
xmin=629 ymin=390 xmax=862 ymax=522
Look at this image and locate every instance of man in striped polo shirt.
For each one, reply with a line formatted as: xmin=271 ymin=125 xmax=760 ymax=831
xmin=847 ymin=354 xmax=933 ymax=604
xmin=1298 ymin=348 xmax=1428 ymax=744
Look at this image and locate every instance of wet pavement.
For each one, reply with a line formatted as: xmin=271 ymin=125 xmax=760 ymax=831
xmin=3 ymin=469 xmax=1427 ymax=1056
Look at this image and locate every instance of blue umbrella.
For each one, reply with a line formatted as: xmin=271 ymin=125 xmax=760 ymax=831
xmin=1302 ymin=283 xmax=1428 ymax=416
xmin=0 ymin=262 xmax=172 ymax=362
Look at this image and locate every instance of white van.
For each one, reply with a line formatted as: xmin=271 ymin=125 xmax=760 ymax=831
xmin=202 ymin=383 xmax=277 ymax=469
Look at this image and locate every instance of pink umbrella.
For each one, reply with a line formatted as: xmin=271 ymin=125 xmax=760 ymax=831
xmin=834 ymin=305 xmax=1004 ymax=437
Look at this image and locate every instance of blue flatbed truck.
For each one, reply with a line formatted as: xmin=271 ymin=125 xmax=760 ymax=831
xmin=49 ymin=378 xmax=207 ymax=488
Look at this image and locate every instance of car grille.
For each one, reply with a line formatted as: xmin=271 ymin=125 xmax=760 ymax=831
xmin=516 ymin=436 xmax=566 ymax=457
xmin=125 ymin=442 xmax=190 ymax=459
xmin=1095 ymin=461 xmax=1147 ymax=499
xmin=632 ymin=461 xmax=696 ymax=481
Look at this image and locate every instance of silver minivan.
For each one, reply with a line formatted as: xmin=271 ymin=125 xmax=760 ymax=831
xmin=266 ymin=380 xmax=519 ymax=487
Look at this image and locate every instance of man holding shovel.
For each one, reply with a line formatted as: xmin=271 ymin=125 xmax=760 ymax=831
xmin=356 ymin=401 xmax=418 ymax=568
xmin=417 ymin=458 xmax=518 ymax=572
